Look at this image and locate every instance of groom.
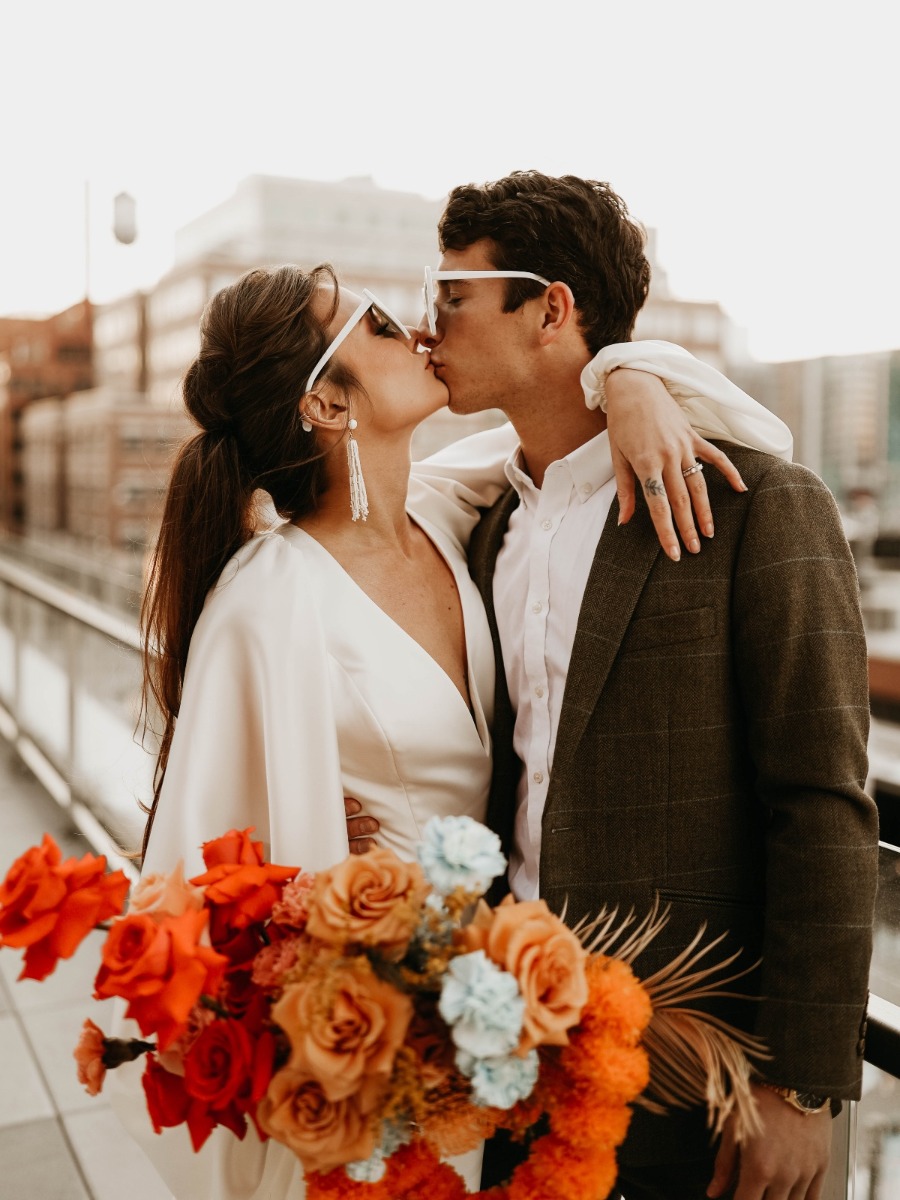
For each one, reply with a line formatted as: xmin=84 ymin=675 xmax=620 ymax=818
xmin=347 ymin=170 xmax=877 ymax=1198
xmin=419 ymin=172 xmax=877 ymax=1200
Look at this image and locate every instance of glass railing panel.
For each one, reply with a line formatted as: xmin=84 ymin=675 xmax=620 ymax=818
xmin=70 ymin=623 xmax=152 ymax=848
xmin=855 ymin=1059 xmax=900 ymax=1197
xmin=871 ymin=844 xmax=900 ymax=1007
xmin=18 ymin=593 xmax=71 ymax=764
xmin=0 ymin=579 xmax=15 ymax=706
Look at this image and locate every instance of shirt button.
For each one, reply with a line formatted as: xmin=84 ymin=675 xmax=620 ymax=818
xmin=533 ymin=771 xmax=544 ymax=784
xmin=532 ymin=601 xmax=542 ymax=613
xmin=582 ymin=483 xmax=593 ymax=495
xmin=534 ymin=686 xmax=544 ymax=698
xmin=541 ymin=519 xmax=552 ymax=531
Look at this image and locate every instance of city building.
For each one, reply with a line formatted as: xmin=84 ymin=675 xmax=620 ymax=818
xmin=93 ymin=290 xmax=148 ymax=394
xmin=733 ymin=351 xmax=895 ymax=521
xmin=19 ymin=398 xmax=66 ymax=535
xmin=145 ymin=257 xmax=256 ymax=407
xmin=0 ymin=301 xmax=93 ymax=533
xmin=636 ymin=230 xmax=747 ymax=373
xmin=62 ymin=388 xmax=190 ymax=550
xmin=174 ymin=173 xmax=442 ymax=319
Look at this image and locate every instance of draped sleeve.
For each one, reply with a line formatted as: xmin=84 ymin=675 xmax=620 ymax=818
xmin=581 ymin=338 xmax=794 ymax=461
xmin=408 ymin=421 xmax=519 ymax=550
xmin=110 ymin=527 xmax=350 ymax=1200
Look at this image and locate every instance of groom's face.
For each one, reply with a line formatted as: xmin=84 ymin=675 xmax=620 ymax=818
xmin=420 ymin=240 xmax=535 ymax=416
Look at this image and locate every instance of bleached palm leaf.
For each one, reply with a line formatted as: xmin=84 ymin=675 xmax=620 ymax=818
xmin=577 ymin=898 xmax=767 ymax=1142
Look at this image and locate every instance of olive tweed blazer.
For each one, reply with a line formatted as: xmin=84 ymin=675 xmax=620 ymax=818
xmin=469 ymin=445 xmax=878 ymax=1099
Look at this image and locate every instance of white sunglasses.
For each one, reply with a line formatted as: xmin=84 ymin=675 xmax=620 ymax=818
xmin=422 ymin=266 xmax=551 ymax=335
xmin=304 ymin=288 xmax=411 ymax=394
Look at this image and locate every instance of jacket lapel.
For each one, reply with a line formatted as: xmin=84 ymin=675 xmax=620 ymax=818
xmin=468 ymin=487 xmax=520 ymax=879
xmin=551 ymin=500 xmax=662 ymax=768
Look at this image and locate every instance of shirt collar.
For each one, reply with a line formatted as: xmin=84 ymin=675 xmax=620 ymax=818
xmin=504 ymin=429 xmax=614 ymax=506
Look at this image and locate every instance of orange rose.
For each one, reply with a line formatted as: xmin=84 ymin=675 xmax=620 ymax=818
xmin=0 ymin=834 xmax=129 ymax=981
xmin=129 ymin=861 xmax=205 ymax=921
xmin=93 ymin=908 xmax=228 ymax=1049
xmin=306 ymin=848 xmax=427 ymax=958
xmin=463 ymin=895 xmax=588 ymax=1052
xmin=258 ymin=1069 xmax=377 ymax=1175
xmin=200 ymin=827 xmax=266 ymax=869
xmin=73 ymin=1018 xmax=107 ymax=1096
xmin=190 ymin=829 xmax=298 ymax=946
xmin=273 ymin=956 xmax=411 ymax=1110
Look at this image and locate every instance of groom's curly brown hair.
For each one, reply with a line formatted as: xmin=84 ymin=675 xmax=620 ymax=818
xmin=438 ymin=170 xmax=650 ymax=355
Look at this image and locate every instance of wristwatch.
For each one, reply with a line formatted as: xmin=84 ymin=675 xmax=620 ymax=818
xmin=757 ymin=1083 xmax=830 ymax=1115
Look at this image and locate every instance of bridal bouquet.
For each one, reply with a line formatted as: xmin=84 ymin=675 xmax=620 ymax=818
xmin=0 ymin=816 xmax=762 ymax=1200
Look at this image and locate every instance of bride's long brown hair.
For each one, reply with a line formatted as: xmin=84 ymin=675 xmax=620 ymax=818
xmin=140 ymin=263 xmax=358 ymax=859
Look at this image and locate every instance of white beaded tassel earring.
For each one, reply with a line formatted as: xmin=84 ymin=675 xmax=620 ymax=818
xmin=346 ymin=418 xmax=368 ymax=522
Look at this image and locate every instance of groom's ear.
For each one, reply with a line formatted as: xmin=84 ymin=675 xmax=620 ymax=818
xmin=536 ymin=282 xmax=577 ymax=346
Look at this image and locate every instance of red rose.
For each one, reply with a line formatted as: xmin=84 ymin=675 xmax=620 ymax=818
xmin=94 ymin=908 xmax=228 ymax=1049
xmin=184 ymin=1008 xmax=275 ymax=1101
xmin=0 ymin=834 xmax=129 ymax=981
xmin=143 ymin=1054 xmax=224 ymax=1153
xmin=143 ymin=1054 xmax=191 ymax=1132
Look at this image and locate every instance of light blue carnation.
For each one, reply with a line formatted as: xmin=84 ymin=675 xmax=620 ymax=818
xmin=456 ymin=1048 xmax=540 ymax=1109
xmin=438 ymin=950 xmax=524 ymax=1057
xmin=417 ymin=815 xmax=507 ymax=896
xmin=345 ymin=1119 xmax=411 ymax=1182
xmin=378 ymin=1119 xmax=412 ymax=1158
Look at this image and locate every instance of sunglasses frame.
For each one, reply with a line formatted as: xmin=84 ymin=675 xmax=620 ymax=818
xmin=304 ymin=288 xmax=411 ymax=394
xmin=423 ymin=267 xmax=552 ymax=335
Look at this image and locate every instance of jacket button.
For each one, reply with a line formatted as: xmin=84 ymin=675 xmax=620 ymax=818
xmin=857 ymin=1037 xmax=866 ymax=1056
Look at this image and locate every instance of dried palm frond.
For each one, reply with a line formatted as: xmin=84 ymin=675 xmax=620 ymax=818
xmin=576 ymin=898 xmax=768 ymax=1142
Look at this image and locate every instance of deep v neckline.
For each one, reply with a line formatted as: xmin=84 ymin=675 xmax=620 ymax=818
xmin=282 ymin=517 xmax=488 ymax=750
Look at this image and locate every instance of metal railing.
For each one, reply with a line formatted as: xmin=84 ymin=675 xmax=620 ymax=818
xmin=0 ymin=551 xmax=898 ymax=1195
xmin=0 ymin=554 xmax=149 ymax=879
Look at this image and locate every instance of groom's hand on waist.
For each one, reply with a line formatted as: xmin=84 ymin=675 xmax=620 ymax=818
xmin=344 ymin=797 xmax=379 ymax=854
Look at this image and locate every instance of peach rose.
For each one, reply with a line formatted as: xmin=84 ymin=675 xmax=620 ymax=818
xmin=73 ymin=1018 xmax=107 ymax=1096
xmin=306 ymin=848 xmax=427 ymax=958
xmin=272 ymin=957 xmax=411 ymax=1110
xmin=129 ymin=862 xmax=205 ymax=921
xmin=463 ymin=895 xmax=588 ymax=1052
xmin=257 ymin=1069 xmax=377 ymax=1175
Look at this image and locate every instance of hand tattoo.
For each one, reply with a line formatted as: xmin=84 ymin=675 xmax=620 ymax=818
xmin=644 ymin=477 xmax=666 ymax=497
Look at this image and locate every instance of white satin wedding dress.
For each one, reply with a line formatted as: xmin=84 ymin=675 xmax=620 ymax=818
xmin=111 ymin=479 xmax=502 ymax=1200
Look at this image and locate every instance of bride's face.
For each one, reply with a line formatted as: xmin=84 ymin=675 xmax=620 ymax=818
xmin=312 ymin=288 xmax=448 ymax=433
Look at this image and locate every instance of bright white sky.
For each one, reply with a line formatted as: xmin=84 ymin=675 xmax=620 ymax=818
xmin=1 ymin=0 xmax=897 ymax=362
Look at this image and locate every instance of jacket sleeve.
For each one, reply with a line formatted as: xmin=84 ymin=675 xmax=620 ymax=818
xmin=110 ymin=532 xmax=349 ymax=1199
xmin=732 ymin=460 xmax=877 ymax=1097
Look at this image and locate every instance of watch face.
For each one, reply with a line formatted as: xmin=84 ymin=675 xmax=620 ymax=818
xmin=795 ymin=1092 xmax=828 ymax=1112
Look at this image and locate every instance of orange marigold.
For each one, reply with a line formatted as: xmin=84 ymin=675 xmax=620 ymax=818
xmin=549 ymin=1095 xmax=632 ymax=1151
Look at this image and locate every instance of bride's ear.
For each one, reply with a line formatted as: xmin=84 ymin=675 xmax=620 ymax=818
xmin=299 ymin=386 xmax=348 ymax=433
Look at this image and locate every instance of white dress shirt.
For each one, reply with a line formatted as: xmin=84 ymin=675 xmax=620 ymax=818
xmin=494 ymin=431 xmax=618 ymax=900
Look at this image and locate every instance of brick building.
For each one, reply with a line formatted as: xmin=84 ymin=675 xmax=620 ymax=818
xmin=0 ymin=301 xmax=93 ymax=533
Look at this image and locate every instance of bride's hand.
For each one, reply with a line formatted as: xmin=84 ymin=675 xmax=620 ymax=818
xmin=605 ymin=368 xmax=748 ymax=562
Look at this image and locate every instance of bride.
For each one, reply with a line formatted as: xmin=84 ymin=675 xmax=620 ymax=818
xmin=112 ymin=262 xmax=788 ymax=1197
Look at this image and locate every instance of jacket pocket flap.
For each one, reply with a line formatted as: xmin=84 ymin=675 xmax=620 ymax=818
xmin=624 ymin=606 xmax=717 ymax=652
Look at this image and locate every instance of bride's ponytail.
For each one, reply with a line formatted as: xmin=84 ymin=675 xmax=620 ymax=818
xmin=140 ymin=264 xmax=351 ymax=858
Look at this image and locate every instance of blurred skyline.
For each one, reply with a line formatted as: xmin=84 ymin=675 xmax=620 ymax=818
xmin=2 ymin=0 xmax=897 ymax=363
